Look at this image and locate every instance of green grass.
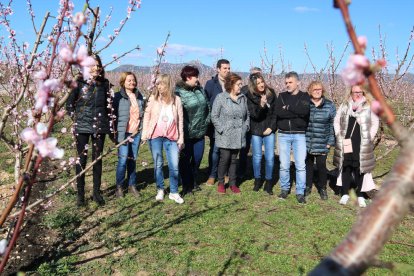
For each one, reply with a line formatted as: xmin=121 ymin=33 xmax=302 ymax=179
xmin=33 ymin=138 xmax=414 ymax=275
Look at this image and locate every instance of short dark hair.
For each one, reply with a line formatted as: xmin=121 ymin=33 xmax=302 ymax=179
xmin=216 ymin=59 xmax=230 ymax=69
xmin=224 ymin=72 xmax=242 ymax=92
xmin=180 ymin=65 xmax=199 ymax=81
xmin=285 ymin=71 xmax=299 ymax=80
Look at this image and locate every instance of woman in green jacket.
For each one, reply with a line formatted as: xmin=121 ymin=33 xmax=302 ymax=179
xmin=175 ymin=65 xmax=210 ymax=195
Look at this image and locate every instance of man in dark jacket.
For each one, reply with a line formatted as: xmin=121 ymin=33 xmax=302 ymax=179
xmin=275 ymin=71 xmax=310 ymax=203
xmin=204 ymin=59 xmax=230 ymax=186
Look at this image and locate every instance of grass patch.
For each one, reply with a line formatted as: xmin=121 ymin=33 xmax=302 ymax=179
xmin=31 ymin=138 xmax=414 ymax=275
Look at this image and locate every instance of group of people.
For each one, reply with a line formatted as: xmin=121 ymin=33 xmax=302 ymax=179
xmin=66 ymin=56 xmax=379 ymax=207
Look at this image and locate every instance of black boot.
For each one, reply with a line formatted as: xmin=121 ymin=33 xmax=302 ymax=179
xmin=263 ymin=180 xmax=274 ymax=195
xmin=76 ymin=183 xmax=86 ymax=207
xmin=305 ymin=186 xmax=312 ymax=196
xmin=319 ymin=188 xmax=328 ymax=200
xmin=92 ymin=183 xmax=105 ymax=206
xmin=253 ymin=178 xmax=262 ymax=192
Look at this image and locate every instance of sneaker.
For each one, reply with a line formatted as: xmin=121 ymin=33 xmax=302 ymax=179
xmin=278 ymin=190 xmax=289 ymax=199
xmin=319 ymin=189 xmax=328 ymax=200
xmin=206 ymin=177 xmax=215 ymax=186
xmin=339 ymin=194 xmax=349 ymax=205
xmin=230 ymin=185 xmax=241 ymax=194
xmin=217 ymin=183 xmax=226 ymax=194
xmin=296 ymin=194 xmax=306 ymax=204
xmin=155 ymin=189 xmax=164 ymax=201
xmin=358 ymin=197 xmax=366 ymax=208
xmin=169 ymin=193 xmax=184 ymax=204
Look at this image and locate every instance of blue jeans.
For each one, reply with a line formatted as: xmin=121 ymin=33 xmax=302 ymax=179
xmin=208 ymin=137 xmax=220 ymax=179
xmin=116 ymin=132 xmax=141 ymax=186
xmin=149 ymin=137 xmax=179 ymax=193
xmin=251 ymin=133 xmax=275 ymax=180
xmin=278 ymin=132 xmax=306 ymax=195
xmin=179 ymin=138 xmax=205 ymax=191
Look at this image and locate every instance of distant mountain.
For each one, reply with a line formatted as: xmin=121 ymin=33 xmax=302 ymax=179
xmin=108 ymin=61 xmax=216 ymax=75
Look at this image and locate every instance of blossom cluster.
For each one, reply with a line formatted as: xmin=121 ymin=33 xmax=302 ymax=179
xmin=20 ymin=123 xmax=64 ymax=159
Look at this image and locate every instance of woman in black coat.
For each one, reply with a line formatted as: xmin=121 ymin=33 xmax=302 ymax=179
xmin=66 ymin=55 xmax=113 ymax=207
xmin=246 ymin=73 xmax=277 ymax=194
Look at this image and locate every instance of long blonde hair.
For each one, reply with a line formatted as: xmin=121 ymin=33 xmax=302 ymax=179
xmin=154 ymin=74 xmax=175 ymax=104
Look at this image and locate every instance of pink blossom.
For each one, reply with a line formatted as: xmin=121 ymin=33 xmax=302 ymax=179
xmin=371 ymin=101 xmax=384 ymax=115
xmin=34 ymin=68 xmax=47 ymax=80
xmin=21 ymin=128 xmax=41 ymax=144
xmin=57 ymin=110 xmax=65 ymax=118
xmin=43 ymin=79 xmax=61 ymax=91
xmin=157 ymin=47 xmax=164 ymax=56
xmin=36 ymin=123 xmax=48 ymax=136
xmin=357 ymin=36 xmax=367 ymax=49
xmin=341 ymin=54 xmax=370 ymax=86
xmin=349 ymin=54 xmax=369 ymax=68
xmin=341 ymin=66 xmax=365 ymax=86
xmin=36 ymin=137 xmax=64 ymax=159
xmin=59 ymin=45 xmax=73 ymax=63
xmin=34 ymin=86 xmax=49 ymax=111
xmin=47 ymin=36 xmax=54 ymax=42
xmin=376 ymin=59 xmax=387 ymax=68
xmin=72 ymin=12 xmax=87 ymax=26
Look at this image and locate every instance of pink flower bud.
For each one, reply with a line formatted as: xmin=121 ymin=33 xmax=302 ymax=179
xmin=357 ymin=36 xmax=367 ymax=49
xmin=72 ymin=12 xmax=87 ymax=27
xmin=371 ymin=100 xmax=384 ymax=116
xmin=59 ymin=46 xmax=73 ymax=63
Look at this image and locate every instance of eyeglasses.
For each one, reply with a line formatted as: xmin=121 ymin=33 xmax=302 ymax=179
xmin=313 ymin=88 xmax=323 ymax=92
xmin=352 ymin=91 xmax=364 ymax=94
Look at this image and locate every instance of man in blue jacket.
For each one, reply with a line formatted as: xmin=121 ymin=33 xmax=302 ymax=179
xmin=204 ymin=59 xmax=230 ymax=186
xmin=275 ymin=71 xmax=310 ymax=203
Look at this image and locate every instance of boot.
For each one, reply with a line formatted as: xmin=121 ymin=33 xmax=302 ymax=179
xmin=319 ymin=188 xmax=328 ymax=200
xmin=263 ymin=180 xmax=274 ymax=195
xmin=253 ymin=178 xmax=262 ymax=192
xmin=92 ymin=183 xmax=105 ymax=206
xmin=76 ymin=183 xmax=86 ymax=207
xmin=305 ymin=185 xmax=312 ymax=196
xmin=115 ymin=186 xmax=124 ymax=198
xmin=128 ymin=185 xmax=140 ymax=198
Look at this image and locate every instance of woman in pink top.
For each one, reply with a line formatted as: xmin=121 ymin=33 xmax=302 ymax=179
xmin=142 ymin=74 xmax=185 ymax=204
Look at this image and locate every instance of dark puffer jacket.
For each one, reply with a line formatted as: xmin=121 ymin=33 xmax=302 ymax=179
xmin=305 ymin=97 xmax=336 ymax=154
xmin=175 ymin=81 xmax=210 ymax=140
xmin=113 ymin=88 xmax=145 ymax=142
xmin=246 ymin=89 xmax=278 ymax=136
xmin=66 ymin=79 xmax=112 ymax=134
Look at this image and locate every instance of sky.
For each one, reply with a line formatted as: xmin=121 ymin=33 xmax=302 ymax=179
xmin=3 ymin=0 xmax=414 ymax=73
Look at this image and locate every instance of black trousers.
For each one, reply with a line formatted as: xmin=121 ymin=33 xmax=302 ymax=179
xmin=218 ymin=148 xmax=239 ymax=186
xmin=305 ymin=153 xmax=327 ymax=191
xmin=341 ymin=165 xmax=364 ymax=197
xmin=75 ymin=133 xmax=106 ymax=194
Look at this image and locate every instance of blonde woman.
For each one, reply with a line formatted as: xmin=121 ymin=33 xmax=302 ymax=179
xmin=333 ymin=85 xmax=379 ymax=207
xmin=305 ymin=81 xmax=336 ymax=200
xmin=142 ymin=74 xmax=185 ymax=204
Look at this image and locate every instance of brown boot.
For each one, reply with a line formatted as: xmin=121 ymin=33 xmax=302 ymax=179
xmin=128 ymin=185 xmax=140 ymax=198
xmin=206 ymin=177 xmax=215 ymax=186
xmin=115 ymin=186 xmax=124 ymax=198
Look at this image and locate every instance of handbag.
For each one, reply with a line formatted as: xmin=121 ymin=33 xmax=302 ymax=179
xmin=343 ymin=120 xmax=357 ymax=153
